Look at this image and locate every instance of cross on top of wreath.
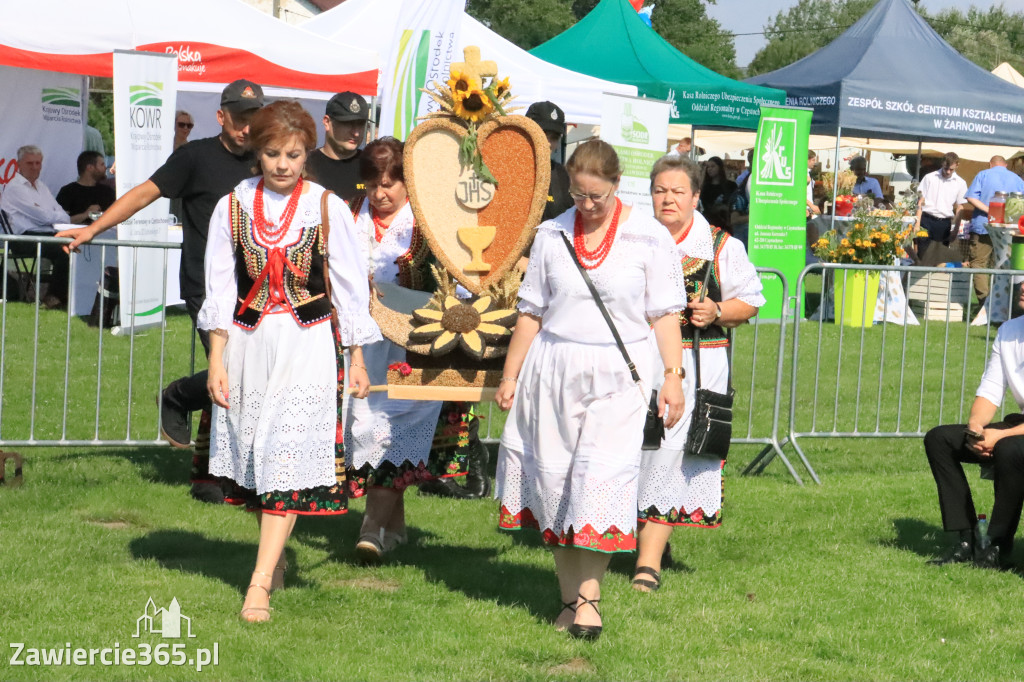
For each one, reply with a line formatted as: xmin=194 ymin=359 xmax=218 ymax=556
xmin=452 ymin=46 xmax=497 ymax=83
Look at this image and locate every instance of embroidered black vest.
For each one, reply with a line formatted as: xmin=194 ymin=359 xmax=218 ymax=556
xmin=680 ymin=226 xmax=730 ymax=349
xmin=230 ymin=192 xmax=332 ymax=329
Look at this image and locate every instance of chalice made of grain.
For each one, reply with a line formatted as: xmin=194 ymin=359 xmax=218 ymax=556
xmin=458 ymin=224 xmax=495 ymax=274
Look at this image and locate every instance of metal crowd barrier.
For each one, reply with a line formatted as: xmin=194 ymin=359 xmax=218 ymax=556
xmin=762 ymin=261 xmax=1020 ymax=484
xmin=0 ymin=233 xmax=193 ymax=447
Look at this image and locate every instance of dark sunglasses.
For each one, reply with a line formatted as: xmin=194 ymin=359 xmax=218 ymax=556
xmin=176 ymin=121 xmax=194 ymax=129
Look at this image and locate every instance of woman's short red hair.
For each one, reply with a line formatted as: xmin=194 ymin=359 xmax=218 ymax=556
xmin=248 ymin=100 xmax=317 ymax=153
xmin=360 ymin=136 xmax=404 ymax=184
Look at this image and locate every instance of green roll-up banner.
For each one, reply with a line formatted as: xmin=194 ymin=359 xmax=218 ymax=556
xmin=747 ymin=106 xmax=813 ymax=320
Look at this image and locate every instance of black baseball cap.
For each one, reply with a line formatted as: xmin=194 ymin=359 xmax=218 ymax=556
xmin=526 ymin=101 xmax=566 ymax=138
xmin=220 ymin=79 xmax=264 ymax=113
xmin=326 ymin=92 xmax=370 ymax=122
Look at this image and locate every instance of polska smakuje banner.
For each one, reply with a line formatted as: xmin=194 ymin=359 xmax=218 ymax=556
xmin=599 ymin=93 xmax=670 ymax=214
xmin=378 ymin=0 xmax=467 ymax=141
xmin=747 ymin=106 xmax=813 ymax=320
xmin=112 ymin=50 xmax=177 ymax=332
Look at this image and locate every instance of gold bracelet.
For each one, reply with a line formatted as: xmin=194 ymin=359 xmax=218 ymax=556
xmin=500 ymin=376 xmax=518 ymax=383
xmin=351 ymin=363 xmax=367 ymax=370
xmin=664 ymin=367 xmax=685 ymax=378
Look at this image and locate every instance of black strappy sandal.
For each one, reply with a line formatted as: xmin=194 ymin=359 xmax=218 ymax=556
xmin=567 ymin=595 xmax=602 ymax=641
xmin=555 ymin=599 xmax=577 ymax=632
xmin=632 ymin=566 xmax=662 ymax=592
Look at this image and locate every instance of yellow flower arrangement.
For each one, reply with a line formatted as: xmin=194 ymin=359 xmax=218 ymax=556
xmin=447 ymin=68 xmax=480 ymax=97
xmin=452 ymin=88 xmax=494 ymax=123
xmin=813 ymin=198 xmax=915 ymax=265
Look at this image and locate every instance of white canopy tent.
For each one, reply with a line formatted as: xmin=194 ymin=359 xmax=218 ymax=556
xmin=302 ymin=0 xmax=637 ymax=126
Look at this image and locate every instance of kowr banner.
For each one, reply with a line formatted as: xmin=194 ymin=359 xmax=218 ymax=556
xmin=0 ymin=67 xmax=85 ymax=193
xmin=600 ymin=93 xmax=670 ymax=214
xmin=748 ymin=106 xmax=812 ymax=320
xmin=113 ymin=50 xmax=177 ymax=332
xmin=378 ymin=0 xmax=466 ymax=140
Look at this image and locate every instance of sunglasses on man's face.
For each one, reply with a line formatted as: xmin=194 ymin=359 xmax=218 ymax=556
xmin=177 ymin=121 xmax=194 ymax=130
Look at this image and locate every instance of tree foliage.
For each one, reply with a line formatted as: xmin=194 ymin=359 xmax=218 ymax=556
xmin=465 ymin=0 xmax=739 ymax=77
xmin=746 ymin=0 xmax=1024 ymax=76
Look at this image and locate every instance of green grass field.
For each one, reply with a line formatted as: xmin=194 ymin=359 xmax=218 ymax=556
xmin=1 ymin=302 xmax=1022 ymax=682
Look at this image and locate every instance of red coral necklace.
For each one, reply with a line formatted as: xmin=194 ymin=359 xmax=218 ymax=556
xmin=573 ymin=198 xmax=622 ymax=270
xmin=673 ymin=216 xmax=695 ymax=244
xmin=253 ymin=178 xmax=304 ymax=246
xmin=371 ymin=201 xmax=408 ymax=242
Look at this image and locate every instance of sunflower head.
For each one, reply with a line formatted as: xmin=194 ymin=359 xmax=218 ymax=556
xmin=409 ymin=295 xmax=516 ymax=360
xmin=447 ymin=69 xmax=480 ymax=97
xmin=491 ymin=76 xmax=511 ymax=99
xmin=453 ymin=88 xmax=494 ymax=123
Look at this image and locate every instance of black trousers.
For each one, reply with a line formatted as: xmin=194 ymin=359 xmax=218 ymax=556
xmin=923 ymin=420 xmax=1024 ymax=549
xmin=920 ymin=213 xmax=953 ymax=245
xmin=25 ymin=230 xmax=70 ymax=302
xmin=164 ymin=294 xmax=211 ymax=412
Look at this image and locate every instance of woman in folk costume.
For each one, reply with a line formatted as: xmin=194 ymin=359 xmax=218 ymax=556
xmin=345 ymin=137 xmax=444 ymax=563
xmin=202 ymin=100 xmax=379 ymax=622
xmin=632 ymin=155 xmax=764 ymax=593
xmin=495 ymin=140 xmax=687 ymax=640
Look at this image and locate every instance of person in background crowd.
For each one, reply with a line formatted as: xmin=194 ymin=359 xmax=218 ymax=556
xmin=850 ymin=156 xmax=883 ymax=199
xmin=964 ymin=155 xmax=1024 ymax=305
xmin=807 ymin=151 xmax=821 ymax=217
xmin=56 ymin=151 xmax=115 ymax=225
xmin=305 ymin=91 xmax=370 ymax=204
xmin=59 ymin=79 xmax=264 ymax=504
xmin=201 ymin=100 xmax=377 ymax=622
xmin=700 ymin=156 xmax=737 ymax=209
xmin=0 ymin=145 xmax=72 ymax=309
xmin=915 ymin=152 xmax=966 ymax=247
xmin=924 ymin=286 xmax=1024 ymax=570
xmin=633 ymin=154 xmax=763 ymax=593
xmin=345 ymin=137 xmax=443 ymax=562
xmin=495 ymin=140 xmax=686 ymax=640
xmin=670 ymin=137 xmax=692 ymax=157
xmin=174 ymin=110 xmax=195 ymax=151
xmin=526 ymin=101 xmax=573 ymax=222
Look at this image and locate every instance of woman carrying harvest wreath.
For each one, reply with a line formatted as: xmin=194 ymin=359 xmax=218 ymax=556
xmin=201 ymin=100 xmax=379 ymax=622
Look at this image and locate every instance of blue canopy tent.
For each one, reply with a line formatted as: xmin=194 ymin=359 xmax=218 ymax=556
xmin=746 ymin=0 xmax=1024 ymax=147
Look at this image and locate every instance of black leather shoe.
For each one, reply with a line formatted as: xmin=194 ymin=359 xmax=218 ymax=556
xmin=160 ymin=384 xmax=192 ymax=448
xmin=975 ymin=544 xmax=1011 ymax=570
xmin=190 ymin=481 xmax=225 ymax=504
xmin=928 ymin=541 xmax=974 ymax=566
xmin=418 ymin=477 xmax=464 ymax=498
xmin=460 ymin=440 xmax=491 ymax=499
xmin=567 ymin=595 xmax=602 ymax=641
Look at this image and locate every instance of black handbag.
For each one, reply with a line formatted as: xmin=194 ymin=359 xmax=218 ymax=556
xmin=559 ymin=233 xmax=663 ymax=450
xmin=685 ymin=267 xmax=735 ymax=461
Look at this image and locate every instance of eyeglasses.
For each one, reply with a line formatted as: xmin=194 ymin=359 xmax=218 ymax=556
xmin=569 ymin=187 xmax=614 ymax=204
xmin=176 ymin=121 xmax=194 ymax=130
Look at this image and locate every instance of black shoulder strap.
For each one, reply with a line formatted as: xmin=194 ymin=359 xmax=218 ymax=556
xmin=692 ymin=263 xmax=732 ymax=392
xmin=559 ymin=231 xmax=641 ymax=384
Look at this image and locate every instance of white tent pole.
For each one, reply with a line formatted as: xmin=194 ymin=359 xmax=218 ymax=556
xmin=690 ymin=127 xmax=697 ymax=160
xmin=831 ymin=126 xmax=842 ymax=234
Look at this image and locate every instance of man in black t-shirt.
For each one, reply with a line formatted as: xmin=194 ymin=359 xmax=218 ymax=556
xmin=59 ymin=79 xmax=264 ymax=504
xmin=525 ymin=101 xmax=572 ymax=222
xmin=56 ymin=151 xmax=115 ymax=224
xmin=305 ymin=91 xmax=370 ymax=203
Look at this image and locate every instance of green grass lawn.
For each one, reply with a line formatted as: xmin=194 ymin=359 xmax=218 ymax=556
xmin=2 ymin=304 xmax=1023 ymax=681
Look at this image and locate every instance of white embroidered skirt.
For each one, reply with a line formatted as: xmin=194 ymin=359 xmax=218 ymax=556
xmin=210 ymin=313 xmax=338 ymax=495
xmin=496 ymin=331 xmax=654 ymax=550
xmin=344 ymin=338 xmax=443 ymax=472
xmin=638 ymin=345 xmax=728 ymax=523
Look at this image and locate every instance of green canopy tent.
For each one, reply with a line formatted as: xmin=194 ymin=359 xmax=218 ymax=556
xmin=530 ymin=0 xmax=785 ymax=129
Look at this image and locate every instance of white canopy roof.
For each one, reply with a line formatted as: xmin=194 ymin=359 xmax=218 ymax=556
xmin=302 ymin=0 xmax=637 ymax=125
xmin=0 ymin=0 xmax=378 ymax=94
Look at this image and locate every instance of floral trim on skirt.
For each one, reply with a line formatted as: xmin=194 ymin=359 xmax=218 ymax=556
xmin=637 ymin=470 xmax=724 ymax=528
xmin=426 ymin=401 xmax=476 ymax=479
xmin=499 ymin=505 xmax=635 ymax=553
xmin=347 ymin=460 xmax=435 ymax=497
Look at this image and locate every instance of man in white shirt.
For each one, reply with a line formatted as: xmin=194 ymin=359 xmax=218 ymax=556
xmin=916 ymin=152 xmax=967 ymax=245
xmin=924 ymin=285 xmax=1024 ymax=569
xmin=0 ymin=145 xmax=71 ymax=307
